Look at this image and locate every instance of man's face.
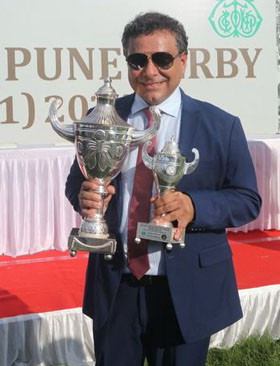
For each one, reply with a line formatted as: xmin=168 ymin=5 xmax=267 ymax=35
xmin=126 ymin=30 xmax=187 ymax=105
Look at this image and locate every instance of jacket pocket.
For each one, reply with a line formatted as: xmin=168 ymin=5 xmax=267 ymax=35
xmin=199 ymin=243 xmax=232 ymax=267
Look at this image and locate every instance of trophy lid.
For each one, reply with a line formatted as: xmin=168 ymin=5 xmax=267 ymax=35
xmin=161 ymin=136 xmax=180 ymax=155
xmin=78 ymin=78 xmax=131 ymax=127
xmin=96 ymin=77 xmax=118 ymax=101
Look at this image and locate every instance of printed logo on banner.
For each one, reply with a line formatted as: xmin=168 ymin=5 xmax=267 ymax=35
xmin=209 ymin=0 xmax=262 ymax=38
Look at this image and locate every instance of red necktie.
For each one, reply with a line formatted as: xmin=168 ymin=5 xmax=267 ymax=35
xmin=127 ymin=108 xmax=156 ymax=279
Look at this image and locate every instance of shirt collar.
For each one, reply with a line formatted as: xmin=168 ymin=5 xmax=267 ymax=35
xmin=131 ymin=87 xmax=181 ymax=117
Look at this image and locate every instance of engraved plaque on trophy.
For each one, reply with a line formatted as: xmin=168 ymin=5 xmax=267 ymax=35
xmin=49 ymin=78 xmax=161 ymax=258
xmin=136 ymin=137 xmax=199 ymax=250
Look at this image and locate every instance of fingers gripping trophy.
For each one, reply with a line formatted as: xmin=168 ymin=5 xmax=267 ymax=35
xmin=49 ymin=78 xmax=161 ymax=259
xmin=136 ymin=137 xmax=199 ymax=250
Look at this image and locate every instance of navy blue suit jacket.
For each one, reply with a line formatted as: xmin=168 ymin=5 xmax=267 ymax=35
xmin=65 ymin=89 xmax=261 ymax=343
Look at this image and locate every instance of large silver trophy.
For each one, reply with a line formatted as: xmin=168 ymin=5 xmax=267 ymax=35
xmin=49 ymin=78 xmax=160 ymax=259
xmin=136 ymin=137 xmax=199 ymax=250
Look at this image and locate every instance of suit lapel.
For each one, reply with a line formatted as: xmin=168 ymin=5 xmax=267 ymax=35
xmin=178 ymin=89 xmax=199 ymax=158
xmin=177 ymin=90 xmax=200 ymax=191
xmin=115 ymin=93 xmax=135 ymax=121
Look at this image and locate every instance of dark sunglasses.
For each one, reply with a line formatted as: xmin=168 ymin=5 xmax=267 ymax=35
xmin=126 ymin=52 xmax=180 ymax=70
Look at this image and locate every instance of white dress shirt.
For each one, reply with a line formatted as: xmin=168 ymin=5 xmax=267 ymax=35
xmin=120 ymin=87 xmax=183 ymax=275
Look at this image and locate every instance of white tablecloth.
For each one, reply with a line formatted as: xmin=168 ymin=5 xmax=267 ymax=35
xmin=1 ymin=135 xmax=280 ymax=255
xmin=229 ymin=134 xmax=280 ymax=232
xmin=0 ymin=147 xmax=81 ymax=256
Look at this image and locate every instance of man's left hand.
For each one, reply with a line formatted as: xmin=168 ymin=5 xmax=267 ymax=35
xmin=151 ymin=190 xmax=194 ymax=241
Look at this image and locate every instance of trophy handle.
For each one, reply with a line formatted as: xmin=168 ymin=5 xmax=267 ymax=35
xmin=142 ymin=141 xmax=154 ymax=170
xmin=49 ymin=99 xmax=75 ymax=143
xmin=130 ymin=106 xmax=161 ymax=147
xmin=184 ymin=148 xmax=200 ymax=175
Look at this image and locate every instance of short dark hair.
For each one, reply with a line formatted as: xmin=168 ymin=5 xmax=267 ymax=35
xmin=121 ymin=12 xmax=189 ymax=57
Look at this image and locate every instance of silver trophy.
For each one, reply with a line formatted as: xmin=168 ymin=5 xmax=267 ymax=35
xmin=49 ymin=78 xmax=161 ymax=258
xmin=136 ymin=137 xmax=199 ymax=250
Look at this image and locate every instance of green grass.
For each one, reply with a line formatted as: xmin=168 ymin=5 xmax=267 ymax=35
xmin=144 ymin=335 xmax=280 ymax=365
xmin=206 ymin=334 xmax=280 ymax=366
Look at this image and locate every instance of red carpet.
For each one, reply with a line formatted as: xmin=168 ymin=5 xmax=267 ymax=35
xmin=0 ymin=250 xmax=88 ymax=318
xmin=0 ymin=230 xmax=280 ymax=318
xmin=228 ymin=229 xmax=280 ymax=289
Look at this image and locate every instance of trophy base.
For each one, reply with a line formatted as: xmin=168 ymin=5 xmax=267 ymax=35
xmin=79 ymin=231 xmax=109 ymax=239
xmin=79 ymin=217 xmax=109 ymax=239
xmin=68 ymin=228 xmax=117 ymax=260
xmin=136 ymin=222 xmax=185 ymax=251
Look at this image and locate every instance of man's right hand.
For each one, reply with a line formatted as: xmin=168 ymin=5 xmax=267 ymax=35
xmin=78 ymin=180 xmax=116 ymax=218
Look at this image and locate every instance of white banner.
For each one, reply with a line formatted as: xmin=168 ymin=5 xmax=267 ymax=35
xmin=0 ymin=0 xmax=278 ymax=146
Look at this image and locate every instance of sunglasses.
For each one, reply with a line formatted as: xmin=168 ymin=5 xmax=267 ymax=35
xmin=126 ymin=52 xmax=180 ymax=70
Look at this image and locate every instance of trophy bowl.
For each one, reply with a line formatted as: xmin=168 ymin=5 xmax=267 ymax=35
xmin=49 ymin=78 xmax=161 ymax=257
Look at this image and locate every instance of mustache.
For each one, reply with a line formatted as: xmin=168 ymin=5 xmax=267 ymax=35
xmin=138 ymin=78 xmax=167 ymax=84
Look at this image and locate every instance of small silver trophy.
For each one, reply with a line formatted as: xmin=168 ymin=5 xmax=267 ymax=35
xmin=136 ymin=137 xmax=199 ymax=250
xmin=49 ymin=78 xmax=161 ymax=258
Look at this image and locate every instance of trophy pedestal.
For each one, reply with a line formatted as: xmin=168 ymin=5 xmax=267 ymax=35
xmin=68 ymin=228 xmax=117 ymax=260
xmin=136 ymin=222 xmax=185 ymax=250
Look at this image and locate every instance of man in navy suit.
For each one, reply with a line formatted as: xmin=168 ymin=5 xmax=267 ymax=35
xmin=65 ymin=12 xmax=261 ymax=366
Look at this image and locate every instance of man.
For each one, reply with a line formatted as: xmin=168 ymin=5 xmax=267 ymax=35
xmin=65 ymin=12 xmax=261 ymax=366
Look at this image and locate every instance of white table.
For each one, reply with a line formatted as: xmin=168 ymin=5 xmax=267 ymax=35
xmin=1 ymin=135 xmax=279 ymax=255
xmin=229 ymin=134 xmax=280 ymax=232
xmin=0 ymin=146 xmax=81 ymax=256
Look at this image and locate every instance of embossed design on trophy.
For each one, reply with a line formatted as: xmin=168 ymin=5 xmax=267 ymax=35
xmin=49 ymin=78 xmax=161 ymax=259
xmin=136 ymin=137 xmax=199 ymax=250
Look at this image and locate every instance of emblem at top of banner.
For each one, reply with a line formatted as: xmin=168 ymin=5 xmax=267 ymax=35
xmin=209 ymin=0 xmax=262 ymax=38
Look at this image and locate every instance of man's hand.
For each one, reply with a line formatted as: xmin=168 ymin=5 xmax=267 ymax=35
xmin=151 ymin=190 xmax=194 ymax=241
xmin=78 ymin=180 xmax=115 ymax=218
